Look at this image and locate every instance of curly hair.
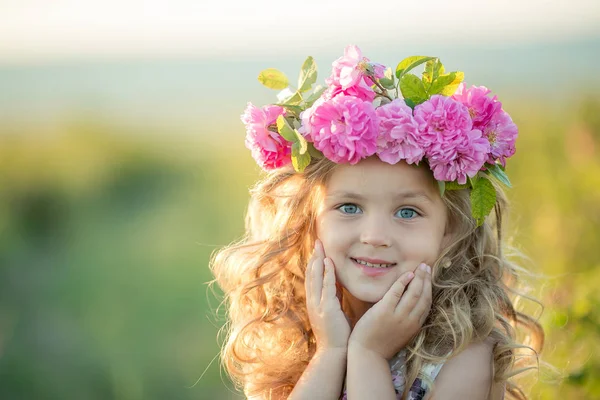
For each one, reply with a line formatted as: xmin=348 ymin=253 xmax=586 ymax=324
xmin=210 ymin=156 xmax=544 ymax=399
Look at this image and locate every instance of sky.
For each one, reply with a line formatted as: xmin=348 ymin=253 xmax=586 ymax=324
xmin=1 ymin=0 xmax=599 ymax=63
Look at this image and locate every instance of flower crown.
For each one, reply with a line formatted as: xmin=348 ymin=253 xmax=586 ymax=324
xmin=241 ymin=45 xmax=516 ymax=226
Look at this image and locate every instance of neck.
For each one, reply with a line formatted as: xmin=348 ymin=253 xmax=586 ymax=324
xmin=341 ymin=288 xmax=374 ymax=328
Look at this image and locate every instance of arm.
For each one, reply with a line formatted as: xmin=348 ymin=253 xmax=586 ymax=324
xmin=425 ymin=339 xmax=499 ymax=400
xmin=346 ymin=345 xmax=396 ymax=400
xmin=288 ymin=348 xmax=347 ymax=400
xmin=346 ymin=264 xmax=432 ymax=399
xmin=287 ymin=240 xmax=350 ymax=400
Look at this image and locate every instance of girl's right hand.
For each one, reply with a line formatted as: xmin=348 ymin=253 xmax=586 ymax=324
xmin=305 ymin=239 xmax=351 ymax=353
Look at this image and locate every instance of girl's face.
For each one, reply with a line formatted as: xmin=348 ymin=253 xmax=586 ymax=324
xmin=316 ymin=156 xmax=451 ymax=304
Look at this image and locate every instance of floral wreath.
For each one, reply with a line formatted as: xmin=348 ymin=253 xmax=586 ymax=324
xmin=241 ymin=45 xmax=516 ymax=226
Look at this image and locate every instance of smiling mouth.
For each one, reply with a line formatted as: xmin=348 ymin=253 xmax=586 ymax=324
xmin=351 ymin=258 xmax=397 ymax=269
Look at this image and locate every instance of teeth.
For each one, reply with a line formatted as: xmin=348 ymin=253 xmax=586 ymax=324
xmin=354 ymin=259 xmax=394 ymax=268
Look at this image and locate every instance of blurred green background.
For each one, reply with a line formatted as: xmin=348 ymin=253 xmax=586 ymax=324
xmin=1 ymin=2 xmax=600 ymax=398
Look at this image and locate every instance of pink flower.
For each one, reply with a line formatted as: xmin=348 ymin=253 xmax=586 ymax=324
xmin=241 ymin=102 xmax=292 ymax=170
xmin=324 ymin=45 xmax=386 ymax=102
xmin=452 ymin=83 xmax=502 ymax=130
xmin=428 ymin=129 xmax=490 ymax=184
xmin=414 ymin=95 xmax=490 ymax=184
xmin=298 ymin=96 xmax=326 ymax=142
xmin=301 ymin=94 xmax=378 ymax=164
xmin=375 ymin=99 xmax=424 ymax=165
xmin=483 ymin=109 xmax=517 ymax=166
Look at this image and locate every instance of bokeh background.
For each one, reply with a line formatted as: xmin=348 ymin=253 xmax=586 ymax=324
xmin=1 ymin=1 xmax=599 ymax=399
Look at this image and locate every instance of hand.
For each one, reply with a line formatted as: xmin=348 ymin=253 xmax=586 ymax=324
xmin=305 ymin=239 xmax=351 ymax=353
xmin=348 ymin=263 xmax=432 ymax=360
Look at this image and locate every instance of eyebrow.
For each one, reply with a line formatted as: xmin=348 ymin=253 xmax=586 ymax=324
xmin=326 ymin=190 xmax=433 ymax=203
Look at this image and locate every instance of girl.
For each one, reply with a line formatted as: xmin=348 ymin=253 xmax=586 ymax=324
xmin=211 ymin=46 xmax=544 ymax=399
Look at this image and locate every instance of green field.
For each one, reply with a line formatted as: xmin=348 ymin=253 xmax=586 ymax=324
xmin=1 ymin=91 xmax=599 ymax=398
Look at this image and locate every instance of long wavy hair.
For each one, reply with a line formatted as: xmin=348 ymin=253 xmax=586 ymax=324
xmin=210 ymin=156 xmax=544 ymax=399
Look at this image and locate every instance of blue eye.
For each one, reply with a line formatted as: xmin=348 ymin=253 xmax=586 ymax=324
xmin=396 ymin=208 xmax=418 ymax=219
xmin=338 ymin=203 xmax=362 ymax=214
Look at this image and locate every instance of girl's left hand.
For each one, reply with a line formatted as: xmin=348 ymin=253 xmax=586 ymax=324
xmin=348 ymin=263 xmax=432 ymax=360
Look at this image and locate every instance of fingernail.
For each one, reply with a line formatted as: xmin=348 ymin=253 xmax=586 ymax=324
xmin=407 ymin=272 xmax=415 ymax=280
xmin=419 ymin=263 xmax=427 ymax=271
xmin=426 ymin=265 xmax=431 ymax=274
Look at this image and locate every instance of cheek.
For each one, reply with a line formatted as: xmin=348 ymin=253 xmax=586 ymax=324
xmin=401 ymin=229 xmax=444 ymax=261
xmin=315 ymin=216 xmax=335 ymax=251
xmin=316 ymin=216 xmax=352 ymax=256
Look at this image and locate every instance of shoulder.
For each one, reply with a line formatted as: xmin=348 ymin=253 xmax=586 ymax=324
xmin=425 ymin=338 xmax=503 ymax=400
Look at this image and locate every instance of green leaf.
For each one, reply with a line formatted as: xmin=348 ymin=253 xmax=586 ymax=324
xmin=437 ymin=180 xmax=446 ymax=197
xmin=279 ymin=91 xmax=303 ymax=106
xmin=486 ymin=163 xmax=512 ymax=188
xmin=400 ymin=74 xmax=428 ymax=105
xmin=292 ymin=142 xmax=311 ymax=172
xmin=445 ymin=181 xmax=470 ymax=190
xmin=468 ymin=175 xmax=479 ymax=187
xmin=276 ymin=116 xmax=309 ymax=153
xmin=423 ymin=59 xmax=445 ymax=84
xmin=298 ymin=56 xmax=317 ymax=93
xmin=470 ymin=177 xmax=496 ymax=226
xmin=258 ymin=68 xmax=289 ymax=90
xmin=282 ymin=105 xmax=303 ymax=117
xmin=294 ymin=129 xmax=308 ymax=154
xmin=404 ymin=98 xmax=416 ymax=109
xmin=276 ymin=115 xmax=297 ymax=142
xmin=429 ymin=72 xmax=458 ymax=95
xmin=439 ymin=71 xmax=464 ymax=96
xmin=379 ymin=67 xmax=396 ymax=90
xmin=395 ymin=56 xmax=436 ymax=79
xmin=307 ymin=142 xmax=323 ymax=159
xmin=305 ymin=85 xmax=326 ymax=107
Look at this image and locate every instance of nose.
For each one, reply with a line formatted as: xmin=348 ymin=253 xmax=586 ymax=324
xmin=359 ymin=213 xmax=392 ymax=248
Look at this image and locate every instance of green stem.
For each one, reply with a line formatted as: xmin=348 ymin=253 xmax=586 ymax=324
xmin=371 ymin=79 xmax=393 ymax=101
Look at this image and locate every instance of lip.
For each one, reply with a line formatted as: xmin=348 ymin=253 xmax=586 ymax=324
xmin=351 ymin=257 xmax=397 ymax=277
xmin=353 ymin=257 xmax=396 ymax=265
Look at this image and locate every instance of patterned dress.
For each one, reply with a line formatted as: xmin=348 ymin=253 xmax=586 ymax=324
xmin=340 ymin=349 xmax=444 ymax=400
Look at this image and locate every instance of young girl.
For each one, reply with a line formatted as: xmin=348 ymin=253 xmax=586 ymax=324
xmin=211 ymin=46 xmax=544 ymax=399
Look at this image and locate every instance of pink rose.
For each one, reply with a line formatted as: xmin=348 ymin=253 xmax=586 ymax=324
xmin=298 ymin=96 xmax=327 ymax=142
xmin=414 ymin=95 xmax=490 ymax=184
xmin=375 ymin=99 xmax=424 ymax=165
xmin=427 ymin=129 xmax=490 ymax=184
xmin=483 ymin=109 xmax=517 ymax=166
xmin=324 ymin=45 xmax=386 ymax=102
xmin=301 ymin=94 xmax=378 ymax=164
xmin=452 ymin=83 xmax=502 ymax=130
xmin=241 ymin=103 xmax=292 ymax=170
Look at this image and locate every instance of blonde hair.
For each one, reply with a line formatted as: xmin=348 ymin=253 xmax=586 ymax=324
xmin=210 ymin=157 xmax=544 ymax=399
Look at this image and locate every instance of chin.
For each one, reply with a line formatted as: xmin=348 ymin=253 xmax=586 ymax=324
xmin=345 ymin=285 xmax=387 ymax=304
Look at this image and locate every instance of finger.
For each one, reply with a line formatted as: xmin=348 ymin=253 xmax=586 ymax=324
xmin=396 ymin=264 xmax=427 ymax=314
xmin=382 ymin=271 xmax=415 ymax=309
xmin=321 ymin=258 xmax=338 ymax=304
xmin=311 ymin=241 xmax=325 ymax=306
xmin=305 ymin=241 xmax=322 ymax=305
xmin=409 ymin=264 xmax=432 ymax=323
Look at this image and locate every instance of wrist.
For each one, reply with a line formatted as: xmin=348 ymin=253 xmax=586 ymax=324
xmin=347 ymin=341 xmax=387 ymax=361
xmin=315 ymin=346 xmax=348 ymax=358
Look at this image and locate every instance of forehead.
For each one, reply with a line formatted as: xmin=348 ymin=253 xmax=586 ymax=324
xmin=325 ymin=157 xmax=439 ymax=198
